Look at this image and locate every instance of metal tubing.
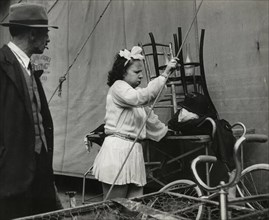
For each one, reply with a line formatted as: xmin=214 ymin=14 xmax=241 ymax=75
xmin=219 ymin=182 xmax=228 ymax=220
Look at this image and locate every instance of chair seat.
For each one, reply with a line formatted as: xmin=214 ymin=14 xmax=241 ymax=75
xmin=159 ymin=62 xmax=200 ymax=70
xmin=167 ymin=75 xmax=202 ymax=83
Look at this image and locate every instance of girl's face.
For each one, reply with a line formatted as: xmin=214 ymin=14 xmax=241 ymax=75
xmin=123 ymin=60 xmax=143 ymax=88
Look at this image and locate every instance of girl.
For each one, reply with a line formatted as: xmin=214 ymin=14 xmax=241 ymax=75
xmin=92 ymin=46 xmax=178 ymax=200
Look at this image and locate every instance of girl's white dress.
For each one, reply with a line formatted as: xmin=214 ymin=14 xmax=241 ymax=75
xmin=92 ymin=76 xmax=168 ymax=186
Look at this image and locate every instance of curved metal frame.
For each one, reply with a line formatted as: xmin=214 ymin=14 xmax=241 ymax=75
xmin=191 ymin=123 xmax=268 ymax=219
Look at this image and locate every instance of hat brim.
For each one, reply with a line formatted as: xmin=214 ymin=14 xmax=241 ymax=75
xmin=0 ymin=22 xmax=58 ymax=29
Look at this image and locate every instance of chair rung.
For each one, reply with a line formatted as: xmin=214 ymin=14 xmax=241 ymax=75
xmin=167 ymin=81 xmax=182 ymax=86
xmin=155 ymin=43 xmax=170 ymax=47
xmin=145 ymin=52 xmax=167 ymax=56
xmin=154 ymin=105 xmax=174 ymax=108
xmin=161 ymin=94 xmax=185 ymax=99
xmin=145 ymin=162 xmax=161 ymax=166
xmin=163 ymin=94 xmax=173 ymax=97
xmin=142 ymin=43 xmax=170 ymax=48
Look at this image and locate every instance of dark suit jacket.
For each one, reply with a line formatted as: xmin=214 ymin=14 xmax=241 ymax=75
xmin=0 ymin=45 xmax=54 ymax=197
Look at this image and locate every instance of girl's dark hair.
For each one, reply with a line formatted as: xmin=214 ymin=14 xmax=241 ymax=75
xmin=107 ymin=53 xmax=133 ymax=87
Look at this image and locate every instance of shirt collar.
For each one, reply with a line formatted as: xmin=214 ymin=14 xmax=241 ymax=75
xmin=7 ymin=41 xmax=30 ymax=70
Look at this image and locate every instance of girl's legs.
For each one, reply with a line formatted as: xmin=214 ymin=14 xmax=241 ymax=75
xmin=126 ymin=184 xmax=143 ymax=198
xmin=102 ymin=182 xmax=128 ymax=200
xmin=102 ymin=183 xmax=143 ymax=199
xmin=102 ymin=183 xmax=143 ymax=218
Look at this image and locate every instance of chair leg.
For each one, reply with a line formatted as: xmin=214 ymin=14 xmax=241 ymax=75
xmin=171 ymin=83 xmax=178 ymax=114
xmin=82 ymin=166 xmax=93 ymax=204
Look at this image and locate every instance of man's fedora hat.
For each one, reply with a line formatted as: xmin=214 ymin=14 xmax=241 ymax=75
xmin=0 ymin=3 xmax=58 ymax=29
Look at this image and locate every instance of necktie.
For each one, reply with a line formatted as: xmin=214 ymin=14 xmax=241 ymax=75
xmin=28 ymin=63 xmax=33 ymax=76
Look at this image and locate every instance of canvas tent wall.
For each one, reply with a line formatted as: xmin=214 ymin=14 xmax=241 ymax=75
xmin=0 ymin=0 xmax=268 ymax=177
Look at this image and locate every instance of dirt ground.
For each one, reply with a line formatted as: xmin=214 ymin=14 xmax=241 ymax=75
xmin=54 ymin=175 xmax=103 ymax=209
xmin=54 ymin=174 xmax=158 ymax=209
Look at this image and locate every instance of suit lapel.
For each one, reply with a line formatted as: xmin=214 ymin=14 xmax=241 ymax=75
xmin=1 ymin=45 xmax=33 ymax=120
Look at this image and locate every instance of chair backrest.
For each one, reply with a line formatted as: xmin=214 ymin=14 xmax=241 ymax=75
xmin=139 ymin=28 xmax=218 ymax=119
xmin=198 ymin=29 xmax=219 ymax=118
xmin=174 ymin=27 xmax=204 ymax=95
xmin=174 ymin=27 xmax=219 ymax=118
xmin=139 ymin=33 xmax=175 ymax=82
xmin=139 ymin=33 xmax=185 ymax=115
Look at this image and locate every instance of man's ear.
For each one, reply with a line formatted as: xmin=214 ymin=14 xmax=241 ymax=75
xmin=29 ymin=29 xmax=36 ymax=41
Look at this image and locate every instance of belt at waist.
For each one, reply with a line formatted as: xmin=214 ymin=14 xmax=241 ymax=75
xmin=106 ymin=133 xmax=143 ymax=143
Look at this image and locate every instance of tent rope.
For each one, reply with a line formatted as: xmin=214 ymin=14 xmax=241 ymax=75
xmin=48 ymin=0 xmax=112 ymax=104
xmin=48 ymin=0 xmax=59 ymax=13
xmin=104 ymin=0 xmax=205 ymax=201
xmin=0 ymin=0 xmax=22 ymax=22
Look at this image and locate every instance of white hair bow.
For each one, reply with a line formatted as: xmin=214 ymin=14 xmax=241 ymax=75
xmin=119 ymin=46 xmax=144 ymax=66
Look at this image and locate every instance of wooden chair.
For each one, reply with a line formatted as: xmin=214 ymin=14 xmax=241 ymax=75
xmin=140 ymin=28 xmax=218 ymax=118
xmin=139 ymin=29 xmax=218 ymax=187
xmin=139 ymin=33 xmax=185 ymax=115
xmin=174 ymin=27 xmax=218 ymax=117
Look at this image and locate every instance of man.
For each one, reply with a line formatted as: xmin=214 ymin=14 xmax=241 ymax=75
xmin=0 ymin=3 xmax=62 ymax=219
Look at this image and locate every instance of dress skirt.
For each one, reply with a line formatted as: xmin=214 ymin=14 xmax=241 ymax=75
xmin=92 ymin=136 xmax=147 ymax=187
